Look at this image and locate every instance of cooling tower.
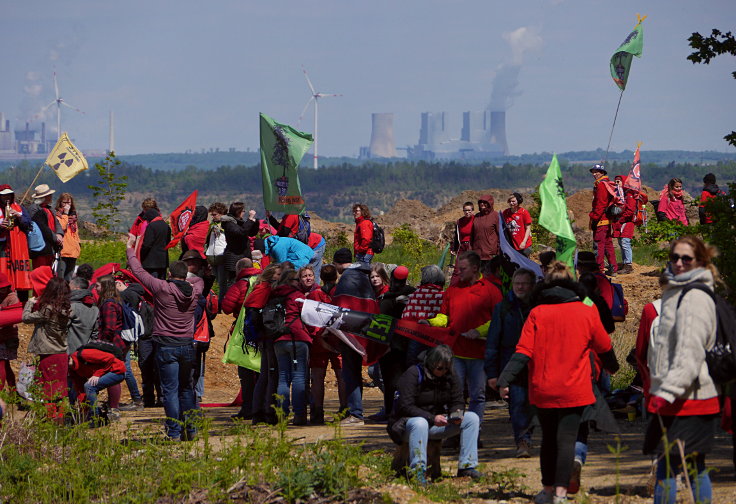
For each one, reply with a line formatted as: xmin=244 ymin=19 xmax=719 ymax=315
xmin=489 ymin=111 xmax=509 ymax=155
xmin=368 ymin=113 xmax=397 ymax=158
xmin=419 ymin=112 xmax=449 ymax=150
xmin=462 ymin=111 xmax=490 ymax=143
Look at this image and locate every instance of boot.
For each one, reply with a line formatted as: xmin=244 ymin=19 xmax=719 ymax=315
xmin=310 ymin=408 xmax=325 ymax=425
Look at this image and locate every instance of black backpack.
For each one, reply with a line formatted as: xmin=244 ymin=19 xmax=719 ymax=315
xmin=294 ymin=214 xmax=311 ymax=244
xmin=261 ymin=296 xmax=290 ymax=339
xmin=677 ymin=283 xmax=736 ymax=385
xmin=370 ymin=220 xmax=385 ymax=254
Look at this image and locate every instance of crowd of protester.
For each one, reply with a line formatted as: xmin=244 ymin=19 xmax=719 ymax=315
xmin=0 ymin=170 xmax=731 ymax=504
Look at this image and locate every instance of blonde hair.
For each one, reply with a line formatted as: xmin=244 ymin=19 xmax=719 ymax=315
xmin=544 ymin=261 xmax=572 ymax=283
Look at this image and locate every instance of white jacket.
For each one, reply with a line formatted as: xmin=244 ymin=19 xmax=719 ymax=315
xmin=648 ymin=267 xmax=718 ymax=403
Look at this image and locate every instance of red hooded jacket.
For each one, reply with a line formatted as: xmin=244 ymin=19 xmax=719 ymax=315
xmin=353 ymin=216 xmax=374 ymax=255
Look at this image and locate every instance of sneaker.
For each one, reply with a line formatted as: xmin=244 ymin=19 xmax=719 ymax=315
xmin=366 ymin=408 xmax=388 ymax=423
xmin=108 ymin=408 xmax=121 ymax=422
xmin=567 ymin=459 xmax=582 ymax=495
xmin=534 ymin=490 xmax=553 ymax=504
xmin=553 ymin=497 xmax=568 ymax=504
xmin=516 ymin=439 xmax=531 ymax=458
xmin=621 ymin=264 xmax=634 ymax=274
xmin=339 ymin=415 xmax=364 ymax=426
xmin=119 ymin=401 xmax=144 ymax=412
xmin=457 ymin=467 xmax=482 ymax=480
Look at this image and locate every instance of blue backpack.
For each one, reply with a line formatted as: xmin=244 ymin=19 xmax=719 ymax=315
xmin=610 ymin=282 xmax=628 ymax=322
xmin=294 ymin=213 xmax=311 ymax=244
xmin=27 ymin=221 xmax=45 ymax=252
xmin=120 ymin=302 xmax=145 ymax=343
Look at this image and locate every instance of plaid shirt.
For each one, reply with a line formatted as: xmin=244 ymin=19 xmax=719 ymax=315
xmin=98 ymin=299 xmax=126 ymax=352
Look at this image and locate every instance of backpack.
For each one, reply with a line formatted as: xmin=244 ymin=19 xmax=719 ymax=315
xmin=27 ymin=221 xmax=45 ymax=252
xmin=120 ymin=301 xmax=145 ymax=343
xmin=137 ymin=300 xmax=155 ymax=338
xmin=294 ymin=214 xmax=311 ymax=244
xmin=677 ymin=283 xmax=736 ymax=385
xmin=370 ymin=220 xmax=385 ymax=254
xmin=610 ymin=282 xmax=628 ymax=322
xmin=78 ymin=340 xmax=125 ymax=361
xmin=261 ymin=295 xmax=290 ymax=339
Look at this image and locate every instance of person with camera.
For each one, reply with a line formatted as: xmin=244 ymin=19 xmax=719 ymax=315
xmin=387 ymin=344 xmax=481 ymax=483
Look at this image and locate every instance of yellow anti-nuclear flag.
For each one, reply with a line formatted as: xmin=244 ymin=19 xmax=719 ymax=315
xmin=45 ymin=132 xmax=89 ymax=183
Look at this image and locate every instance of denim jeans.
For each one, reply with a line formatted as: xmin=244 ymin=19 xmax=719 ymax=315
xmin=84 ymin=372 xmax=125 ymax=416
xmin=340 ymin=341 xmax=364 ymax=419
xmin=155 ymin=342 xmax=198 ymax=439
xmin=308 ymin=241 xmax=326 ymax=283
xmin=508 ymin=383 xmax=533 ymax=444
xmin=405 ymin=411 xmax=479 ymax=470
xmin=124 ymin=350 xmax=142 ymax=402
xmin=618 ymin=237 xmax=632 ymax=264
xmin=452 ymin=357 xmax=486 ymax=422
xmin=355 ymin=253 xmax=373 ymax=265
xmin=654 ymin=453 xmax=711 ymax=504
xmin=274 ymin=340 xmax=309 ymax=417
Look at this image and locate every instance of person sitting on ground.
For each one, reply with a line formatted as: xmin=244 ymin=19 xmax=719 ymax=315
xmin=387 ymin=344 xmax=482 ymax=483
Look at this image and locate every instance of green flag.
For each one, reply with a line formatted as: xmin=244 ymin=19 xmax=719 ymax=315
xmin=610 ymin=18 xmax=645 ymax=91
xmin=260 ymin=113 xmax=314 ymax=213
xmin=538 ymin=154 xmax=576 ymax=270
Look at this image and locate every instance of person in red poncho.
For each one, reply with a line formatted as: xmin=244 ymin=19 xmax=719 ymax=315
xmin=0 ymin=185 xmax=32 ymax=294
xmin=180 ymin=206 xmax=209 ymax=259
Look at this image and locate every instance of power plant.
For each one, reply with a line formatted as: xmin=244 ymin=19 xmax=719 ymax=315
xmin=0 ymin=113 xmax=56 ymax=156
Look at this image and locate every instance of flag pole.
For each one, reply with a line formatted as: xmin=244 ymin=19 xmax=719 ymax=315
xmin=603 ymin=89 xmax=624 ymax=168
xmin=20 ymin=163 xmax=48 ymax=204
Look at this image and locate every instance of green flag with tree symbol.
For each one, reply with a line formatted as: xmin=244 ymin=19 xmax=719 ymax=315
xmin=610 ymin=16 xmax=645 ymax=91
xmin=538 ymin=154 xmax=577 ymax=270
xmin=260 ymin=113 xmax=314 ymax=214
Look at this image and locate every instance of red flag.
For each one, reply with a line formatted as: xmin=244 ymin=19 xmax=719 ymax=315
xmin=165 ymin=190 xmax=198 ymax=250
xmin=623 ymin=144 xmax=642 ymax=193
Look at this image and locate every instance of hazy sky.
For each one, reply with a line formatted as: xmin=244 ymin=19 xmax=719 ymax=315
xmin=1 ymin=1 xmax=734 ymax=158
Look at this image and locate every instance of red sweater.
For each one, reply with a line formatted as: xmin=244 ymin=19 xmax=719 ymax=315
xmin=244 ymin=282 xmax=272 ymax=309
xmin=517 ymin=301 xmax=612 ymax=408
xmin=221 ymin=267 xmax=261 ymax=316
xmin=353 ymin=216 xmax=374 ymax=255
xmin=440 ymin=277 xmax=502 ymax=359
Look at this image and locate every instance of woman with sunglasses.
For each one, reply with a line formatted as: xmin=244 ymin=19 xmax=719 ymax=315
xmin=643 ymin=235 xmax=720 ymax=504
xmin=387 ymin=344 xmax=481 ymax=483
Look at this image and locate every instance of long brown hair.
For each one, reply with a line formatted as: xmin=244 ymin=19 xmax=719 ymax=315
xmin=352 ymin=203 xmax=371 ymax=220
xmin=54 ymin=192 xmax=76 ymax=215
xmin=37 ymin=277 xmax=71 ymax=315
xmin=96 ymin=275 xmax=120 ymax=305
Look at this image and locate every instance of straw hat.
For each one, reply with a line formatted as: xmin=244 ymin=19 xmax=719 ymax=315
xmin=31 ymin=184 xmax=55 ymax=199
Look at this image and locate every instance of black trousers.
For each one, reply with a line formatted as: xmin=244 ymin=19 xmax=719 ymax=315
xmin=138 ymin=338 xmax=162 ymax=406
xmin=537 ymin=406 xmax=585 ymax=487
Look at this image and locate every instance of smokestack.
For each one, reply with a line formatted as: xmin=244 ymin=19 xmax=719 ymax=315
xmin=0 ymin=113 xmax=4 ymax=132
xmin=489 ymin=111 xmax=509 ymax=155
xmin=41 ymin=122 xmax=45 ymax=144
xmin=368 ymin=113 xmax=396 ymax=158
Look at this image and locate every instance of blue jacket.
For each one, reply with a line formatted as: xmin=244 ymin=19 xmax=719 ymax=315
xmin=264 ymin=235 xmax=314 ymax=268
xmin=484 ymin=290 xmax=531 ymax=380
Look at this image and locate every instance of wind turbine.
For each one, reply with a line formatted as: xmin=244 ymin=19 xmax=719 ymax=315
xmin=298 ymin=66 xmax=341 ymax=169
xmin=42 ymin=71 xmax=84 ymax=139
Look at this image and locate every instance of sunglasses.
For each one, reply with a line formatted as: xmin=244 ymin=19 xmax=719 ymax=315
xmin=434 ymin=365 xmax=449 ymax=372
xmin=669 ymin=253 xmax=695 ymax=265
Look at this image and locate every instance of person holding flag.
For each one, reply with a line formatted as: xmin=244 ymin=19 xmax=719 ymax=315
xmin=538 ymin=155 xmax=577 ymax=272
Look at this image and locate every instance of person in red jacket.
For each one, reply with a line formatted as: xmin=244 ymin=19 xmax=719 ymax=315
xmin=222 ymin=258 xmax=262 ymax=420
xmin=69 ymin=347 xmax=126 ymax=422
xmin=698 ymin=173 xmax=725 ymax=225
xmin=246 ymin=263 xmax=283 ymax=425
xmin=0 ymin=273 xmax=22 ymax=390
xmin=352 ymin=203 xmax=374 ymax=264
xmin=269 ymin=269 xmax=312 ymax=425
xmin=422 ymin=250 xmax=502 ymax=433
xmin=589 ymin=164 xmax=618 ymax=276
xmin=498 ymin=261 xmax=618 ymax=504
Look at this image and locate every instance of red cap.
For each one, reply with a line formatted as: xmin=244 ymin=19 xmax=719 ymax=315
xmin=393 ymin=265 xmax=409 ymax=280
xmin=0 ymin=272 xmax=10 ymax=289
